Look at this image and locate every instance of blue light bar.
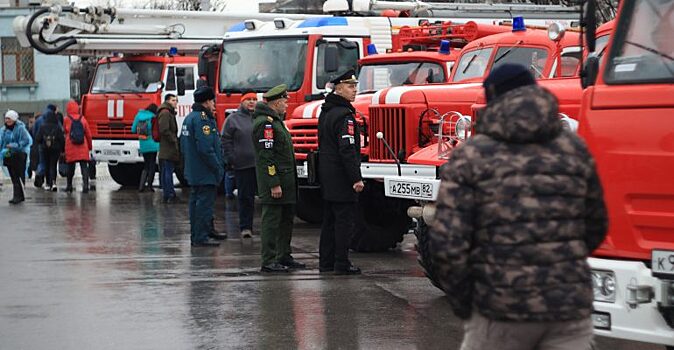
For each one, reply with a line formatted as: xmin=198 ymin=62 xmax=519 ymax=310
xmin=439 ymin=40 xmax=450 ymax=55
xmin=367 ymin=43 xmax=378 ymax=55
xmin=297 ymin=17 xmax=348 ymax=28
xmin=512 ymin=16 xmax=526 ymax=32
xmin=228 ymin=22 xmax=247 ymax=32
xmin=169 ymin=47 xmax=178 ymax=56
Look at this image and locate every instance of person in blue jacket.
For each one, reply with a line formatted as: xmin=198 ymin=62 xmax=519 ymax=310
xmin=132 ymin=104 xmax=160 ymax=192
xmin=181 ymin=86 xmax=227 ymax=247
xmin=1 ymin=110 xmax=33 ymax=204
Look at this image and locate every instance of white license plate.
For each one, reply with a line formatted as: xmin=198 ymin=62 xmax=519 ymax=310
xmin=296 ymin=164 xmax=307 ymax=178
xmin=652 ymin=250 xmax=674 ymax=278
xmin=103 ymin=149 xmax=121 ymax=156
xmin=388 ymin=179 xmax=434 ymax=199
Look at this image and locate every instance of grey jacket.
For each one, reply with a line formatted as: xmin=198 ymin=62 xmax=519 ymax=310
xmin=221 ymin=105 xmax=256 ymax=170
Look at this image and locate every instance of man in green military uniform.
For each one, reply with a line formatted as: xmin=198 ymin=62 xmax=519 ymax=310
xmin=181 ymin=86 xmax=227 ymax=247
xmin=252 ymin=84 xmax=306 ymax=272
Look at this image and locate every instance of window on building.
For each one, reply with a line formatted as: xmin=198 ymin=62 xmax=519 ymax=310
xmin=1 ymin=37 xmax=35 ymax=83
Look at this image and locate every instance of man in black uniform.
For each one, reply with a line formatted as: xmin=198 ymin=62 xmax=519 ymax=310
xmin=317 ymin=69 xmax=364 ymax=275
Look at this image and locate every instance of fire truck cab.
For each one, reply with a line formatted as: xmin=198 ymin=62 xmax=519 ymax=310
xmin=579 ymin=0 xmax=674 ymax=347
xmin=86 ymin=55 xmax=199 ymax=186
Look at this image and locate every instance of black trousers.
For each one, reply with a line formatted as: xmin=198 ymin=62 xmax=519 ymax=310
xmin=141 ymin=152 xmax=157 ymax=189
xmin=234 ymin=167 xmax=257 ymax=231
xmin=319 ymin=200 xmax=356 ymax=270
xmin=66 ymin=160 xmax=89 ymax=190
xmin=43 ymin=148 xmax=60 ymax=187
xmin=6 ymin=152 xmax=27 ymax=200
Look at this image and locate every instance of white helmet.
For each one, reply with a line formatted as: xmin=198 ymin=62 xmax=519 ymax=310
xmin=4 ymin=110 xmax=19 ymax=121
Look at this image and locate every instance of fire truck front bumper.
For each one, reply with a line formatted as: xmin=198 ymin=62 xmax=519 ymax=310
xmin=588 ymin=257 xmax=674 ymax=346
xmin=296 ymin=161 xmax=438 ymax=189
xmin=92 ymin=139 xmax=143 ymax=164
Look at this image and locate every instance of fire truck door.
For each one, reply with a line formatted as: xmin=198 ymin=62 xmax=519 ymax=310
xmin=163 ymin=64 xmax=198 ymax=132
xmin=313 ymin=38 xmax=363 ymax=96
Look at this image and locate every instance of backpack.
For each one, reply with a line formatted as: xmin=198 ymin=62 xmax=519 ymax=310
xmin=151 ymin=115 xmax=161 ymax=143
xmin=42 ymin=126 xmax=61 ymax=150
xmin=137 ymin=119 xmax=150 ymax=140
xmin=68 ymin=114 xmax=85 ymax=145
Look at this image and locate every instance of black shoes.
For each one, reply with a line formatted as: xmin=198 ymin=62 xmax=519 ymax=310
xmin=191 ymin=239 xmax=220 ymax=247
xmin=334 ymin=265 xmax=362 ymax=275
xmin=261 ymin=263 xmax=290 ymax=273
xmin=280 ymin=259 xmax=306 ymax=269
xmin=8 ymin=198 xmax=25 ymax=205
xmin=319 ymin=266 xmax=334 ymax=273
xmin=209 ymin=231 xmax=228 ymax=240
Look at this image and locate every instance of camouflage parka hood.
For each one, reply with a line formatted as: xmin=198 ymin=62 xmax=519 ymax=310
xmin=475 ymin=85 xmax=562 ymax=144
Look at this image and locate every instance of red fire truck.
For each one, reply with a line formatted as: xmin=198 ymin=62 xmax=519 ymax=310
xmin=340 ymin=21 xmax=584 ymax=251
xmin=577 ymin=0 xmax=674 ymax=347
xmin=285 ymin=21 xmax=511 ymax=224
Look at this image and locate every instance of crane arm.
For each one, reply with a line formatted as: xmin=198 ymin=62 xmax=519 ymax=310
xmin=13 ymin=3 xmax=323 ymax=56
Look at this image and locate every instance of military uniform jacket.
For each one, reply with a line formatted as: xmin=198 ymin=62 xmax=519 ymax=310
xmin=180 ymin=103 xmax=225 ymax=186
xmin=252 ymin=102 xmax=297 ymax=204
xmin=317 ymin=93 xmax=362 ymax=202
xmin=428 ymin=85 xmax=608 ymax=322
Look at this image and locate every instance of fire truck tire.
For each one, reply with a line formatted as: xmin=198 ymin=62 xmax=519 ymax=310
xmin=414 ymin=218 xmax=444 ymax=291
xmin=108 ymin=163 xmax=143 ymax=187
xmin=350 ymin=182 xmax=413 ymax=252
xmin=296 ymin=188 xmax=323 ymax=224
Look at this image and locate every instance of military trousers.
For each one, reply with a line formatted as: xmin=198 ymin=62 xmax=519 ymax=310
xmin=460 ymin=311 xmax=594 ymax=350
xmin=189 ymin=185 xmax=216 ymax=244
xmin=319 ymin=200 xmax=355 ymax=270
xmin=260 ymin=204 xmax=295 ymax=266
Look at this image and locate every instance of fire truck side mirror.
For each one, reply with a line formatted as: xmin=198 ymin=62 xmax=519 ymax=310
xmin=582 ymin=56 xmax=599 ymax=89
xmin=324 ymin=45 xmax=339 ymax=73
xmin=584 ymin=0 xmax=597 ymax=53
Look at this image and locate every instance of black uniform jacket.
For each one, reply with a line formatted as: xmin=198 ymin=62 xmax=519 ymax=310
xmin=317 ymin=93 xmax=362 ymax=203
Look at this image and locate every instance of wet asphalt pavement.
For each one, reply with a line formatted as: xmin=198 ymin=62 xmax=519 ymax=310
xmin=0 ymin=172 xmax=664 ymax=350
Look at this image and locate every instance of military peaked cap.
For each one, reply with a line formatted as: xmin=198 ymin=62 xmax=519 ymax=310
xmin=330 ymin=69 xmax=358 ymax=85
xmin=263 ymin=84 xmax=288 ymax=101
xmin=194 ymin=86 xmax=215 ymax=103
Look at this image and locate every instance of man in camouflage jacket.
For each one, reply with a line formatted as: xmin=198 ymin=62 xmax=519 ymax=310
xmin=429 ymin=64 xmax=608 ymax=350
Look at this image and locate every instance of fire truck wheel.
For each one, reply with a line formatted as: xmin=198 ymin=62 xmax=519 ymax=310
xmin=350 ymin=182 xmax=413 ymax=252
xmin=108 ymin=163 xmax=144 ymax=187
xmin=296 ymin=188 xmax=323 ymax=224
xmin=414 ymin=218 xmax=444 ymax=292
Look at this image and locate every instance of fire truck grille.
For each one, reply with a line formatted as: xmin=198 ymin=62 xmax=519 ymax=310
xmin=368 ymin=107 xmax=406 ymax=162
xmin=289 ymin=126 xmax=318 ymax=153
xmin=96 ymin=122 xmax=133 ymax=137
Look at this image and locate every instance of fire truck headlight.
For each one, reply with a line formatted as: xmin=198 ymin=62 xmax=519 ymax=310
xmin=455 ymin=116 xmax=472 ymax=140
xmin=592 ymin=270 xmax=617 ymax=303
xmin=548 ymin=22 xmax=566 ymax=41
xmin=559 ymin=113 xmax=578 ymax=133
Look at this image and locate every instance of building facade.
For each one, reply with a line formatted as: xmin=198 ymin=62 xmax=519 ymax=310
xmin=0 ymin=6 xmax=71 ymax=118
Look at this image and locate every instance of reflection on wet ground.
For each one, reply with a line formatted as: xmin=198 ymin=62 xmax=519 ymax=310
xmin=0 ymin=177 xmax=662 ymax=349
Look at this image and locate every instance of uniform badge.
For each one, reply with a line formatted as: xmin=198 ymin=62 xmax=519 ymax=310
xmin=202 ymin=125 xmax=211 ymax=135
xmin=347 ymin=120 xmax=355 ymax=136
xmin=267 ymin=116 xmax=274 ymax=123
xmin=268 ymin=165 xmax=276 ymax=176
xmin=200 ymin=112 xmax=207 ymax=120
xmin=264 ymin=124 xmax=274 ymax=140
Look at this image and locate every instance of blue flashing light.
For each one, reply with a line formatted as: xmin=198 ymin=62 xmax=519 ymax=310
xmin=439 ymin=40 xmax=450 ymax=55
xmin=367 ymin=43 xmax=378 ymax=55
xmin=512 ymin=16 xmax=526 ymax=32
xmin=297 ymin=17 xmax=348 ymax=28
xmin=169 ymin=47 xmax=178 ymax=56
xmin=228 ymin=22 xmax=247 ymax=32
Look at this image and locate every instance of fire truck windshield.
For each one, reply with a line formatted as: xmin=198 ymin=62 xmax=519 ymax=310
xmin=452 ymin=46 xmax=549 ymax=82
xmin=605 ymin=0 xmax=674 ymax=83
xmin=219 ymin=38 xmax=308 ymax=93
xmin=357 ymin=62 xmax=446 ymax=93
xmin=91 ymin=61 xmax=163 ymax=94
